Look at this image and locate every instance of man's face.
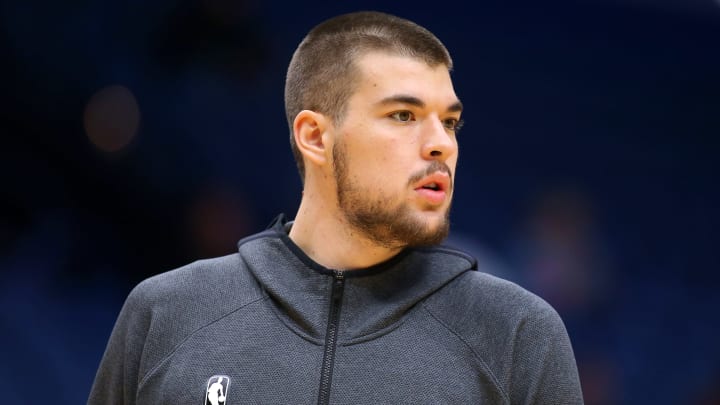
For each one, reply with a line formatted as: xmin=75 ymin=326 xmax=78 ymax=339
xmin=331 ymin=52 xmax=461 ymax=248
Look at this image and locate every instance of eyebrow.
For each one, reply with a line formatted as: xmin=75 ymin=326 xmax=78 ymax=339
xmin=376 ymin=94 xmax=463 ymax=113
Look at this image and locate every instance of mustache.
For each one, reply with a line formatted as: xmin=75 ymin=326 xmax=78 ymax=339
xmin=408 ymin=161 xmax=453 ymax=187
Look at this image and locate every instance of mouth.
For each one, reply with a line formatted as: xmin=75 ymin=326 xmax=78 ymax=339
xmin=413 ymin=173 xmax=451 ymax=205
xmin=421 ymin=182 xmax=440 ymax=191
xmin=414 ymin=173 xmax=450 ymax=193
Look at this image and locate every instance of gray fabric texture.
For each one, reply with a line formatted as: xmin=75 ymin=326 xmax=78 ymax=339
xmin=88 ymin=216 xmax=583 ymax=404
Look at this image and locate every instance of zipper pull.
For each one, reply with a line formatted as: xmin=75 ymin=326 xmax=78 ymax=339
xmin=332 ymin=271 xmax=345 ymax=304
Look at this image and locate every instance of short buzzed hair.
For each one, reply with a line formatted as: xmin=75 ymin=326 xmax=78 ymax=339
xmin=284 ymin=11 xmax=453 ymax=182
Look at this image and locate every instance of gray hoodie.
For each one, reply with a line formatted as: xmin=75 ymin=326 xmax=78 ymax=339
xmin=89 ymin=215 xmax=583 ymax=404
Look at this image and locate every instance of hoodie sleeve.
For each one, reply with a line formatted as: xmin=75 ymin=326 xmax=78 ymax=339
xmin=87 ymin=283 xmax=152 ymax=405
xmin=423 ymin=270 xmax=584 ymax=404
xmin=508 ymin=303 xmax=584 ymax=405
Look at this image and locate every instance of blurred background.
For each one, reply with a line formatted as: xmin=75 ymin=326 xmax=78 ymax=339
xmin=1 ymin=0 xmax=718 ymax=403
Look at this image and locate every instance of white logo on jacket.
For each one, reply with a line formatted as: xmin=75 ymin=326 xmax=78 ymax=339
xmin=205 ymin=375 xmax=230 ymax=405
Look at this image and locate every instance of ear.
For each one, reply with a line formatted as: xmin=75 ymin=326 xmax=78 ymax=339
xmin=293 ymin=110 xmax=332 ymax=168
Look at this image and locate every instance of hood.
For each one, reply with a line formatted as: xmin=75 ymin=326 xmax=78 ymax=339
xmin=237 ymin=214 xmax=477 ymax=344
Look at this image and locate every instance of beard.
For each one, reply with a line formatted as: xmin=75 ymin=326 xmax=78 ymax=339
xmin=332 ymin=140 xmax=452 ymax=249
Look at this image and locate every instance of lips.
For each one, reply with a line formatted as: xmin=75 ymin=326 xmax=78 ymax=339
xmin=413 ymin=172 xmax=451 ymax=205
xmin=414 ymin=172 xmax=450 ymax=192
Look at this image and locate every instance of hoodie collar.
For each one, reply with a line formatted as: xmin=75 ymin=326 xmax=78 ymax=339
xmin=238 ymin=214 xmax=476 ymax=344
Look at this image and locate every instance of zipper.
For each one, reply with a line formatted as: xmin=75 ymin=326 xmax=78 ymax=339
xmin=317 ymin=270 xmax=345 ymax=405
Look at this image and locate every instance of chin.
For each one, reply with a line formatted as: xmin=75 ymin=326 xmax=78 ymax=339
xmin=417 ymin=206 xmax=450 ymax=224
xmin=406 ymin=212 xmax=451 ymax=247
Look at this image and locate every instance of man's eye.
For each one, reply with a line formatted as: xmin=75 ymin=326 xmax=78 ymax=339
xmin=390 ymin=111 xmax=414 ymax=122
xmin=444 ymin=118 xmax=464 ymax=132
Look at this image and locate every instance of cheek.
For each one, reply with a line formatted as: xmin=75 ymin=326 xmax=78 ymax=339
xmin=449 ymin=153 xmax=459 ymax=172
xmin=347 ymin=133 xmax=405 ymax=167
xmin=350 ymin=149 xmax=405 ymax=191
xmin=341 ymin=123 xmax=417 ymax=183
xmin=375 ymin=140 xmax=410 ymax=174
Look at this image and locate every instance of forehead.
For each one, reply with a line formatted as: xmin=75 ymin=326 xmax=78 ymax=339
xmin=351 ymin=52 xmax=458 ymax=105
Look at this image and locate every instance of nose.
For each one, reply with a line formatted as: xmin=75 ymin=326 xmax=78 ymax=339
xmin=421 ymin=115 xmax=458 ymax=161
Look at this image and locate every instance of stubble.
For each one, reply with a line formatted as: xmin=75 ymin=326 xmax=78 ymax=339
xmin=332 ymin=140 xmax=452 ymax=249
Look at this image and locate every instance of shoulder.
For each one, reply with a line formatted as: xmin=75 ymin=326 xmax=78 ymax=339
xmin=131 ymin=253 xmax=256 ymax=302
xmin=125 ymin=254 xmax=266 ymax=376
xmin=89 ymin=253 xmax=268 ymax=402
xmin=412 ymin=244 xmax=559 ymax=330
xmin=127 ymin=251 xmax=266 ymax=323
xmin=423 ymin=270 xmax=582 ymax=402
xmin=413 ymin=244 xmax=478 ymax=269
xmin=126 ymin=253 xmax=266 ymax=331
xmin=414 ymin=243 xmax=565 ymax=345
xmin=423 ymin=271 xmax=571 ymax=361
xmin=425 ymin=269 xmax=561 ymax=328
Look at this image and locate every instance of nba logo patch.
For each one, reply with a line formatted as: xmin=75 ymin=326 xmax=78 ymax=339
xmin=204 ymin=375 xmax=230 ymax=405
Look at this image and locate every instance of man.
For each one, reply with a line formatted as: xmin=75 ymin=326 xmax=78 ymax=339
xmin=89 ymin=11 xmax=583 ymax=404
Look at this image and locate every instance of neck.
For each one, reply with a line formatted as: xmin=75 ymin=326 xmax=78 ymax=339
xmin=289 ymin=193 xmax=403 ymax=271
